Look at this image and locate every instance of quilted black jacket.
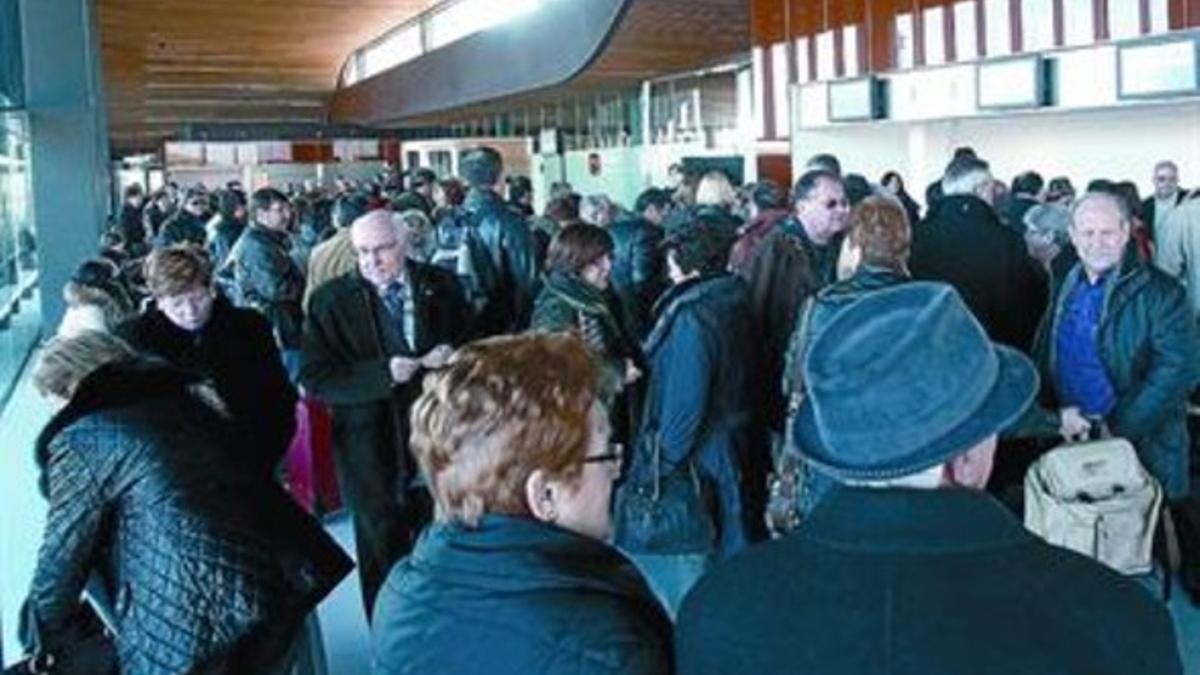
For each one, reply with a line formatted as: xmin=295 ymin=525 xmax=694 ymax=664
xmin=28 ymin=359 xmax=352 ymax=675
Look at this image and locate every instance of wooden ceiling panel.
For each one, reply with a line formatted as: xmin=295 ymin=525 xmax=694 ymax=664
xmin=99 ymin=0 xmax=438 ymax=153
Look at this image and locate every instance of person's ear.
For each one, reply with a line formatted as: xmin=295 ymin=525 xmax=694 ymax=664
xmin=945 ymin=436 xmax=997 ymax=489
xmin=524 ymin=469 xmax=559 ymax=524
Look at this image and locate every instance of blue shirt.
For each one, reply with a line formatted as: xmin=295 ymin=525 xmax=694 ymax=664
xmin=1054 ymin=273 xmax=1116 ymax=416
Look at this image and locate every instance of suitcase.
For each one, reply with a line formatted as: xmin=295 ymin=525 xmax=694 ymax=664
xmin=285 ymin=398 xmax=342 ymax=515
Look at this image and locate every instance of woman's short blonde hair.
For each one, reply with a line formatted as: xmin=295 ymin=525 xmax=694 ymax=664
xmin=144 ymin=244 xmax=213 ymax=298
xmin=695 ymin=170 xmax=738 ymax=209
xmin=33 ymin=330 xmax=135 ymax=399
xmin=410 ymin=333 xmax=601 ymax=527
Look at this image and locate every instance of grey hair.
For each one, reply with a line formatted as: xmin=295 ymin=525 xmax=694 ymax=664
xmin=1072 ymin=191 xmax=1132 ymax=228
xmin=941 ymin=158 xmax=993 ymax=197
xmin=1023 ymin=204 xmax=1072 ymax=244
xmin=579 ymin=194 xmax=616 ymax=228
xmin=1154 ymin=160 xmax=1179 ymax=175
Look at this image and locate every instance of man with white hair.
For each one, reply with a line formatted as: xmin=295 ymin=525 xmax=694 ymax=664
xmin=909 ymin=156 xmax=1045 ymax=352
xmin=301 ymin=209 xmax=473 ymax=620
xmin=1033 ymin=191 xmax=1200 ymax=501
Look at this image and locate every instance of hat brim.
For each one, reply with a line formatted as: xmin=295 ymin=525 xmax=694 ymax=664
xmin=791 ymin=344 xmax=1038 ymax=481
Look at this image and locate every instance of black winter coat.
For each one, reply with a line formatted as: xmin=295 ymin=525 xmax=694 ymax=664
xmin=117 ymin=294 xmax=298 ymax=475
xmin=372 ymin=515 xmax=672 ymax=675
xmin=29 ymin=360 xmax=352 ymax=675
xmin=678 ymin=487 xmax=1182 ymax=675
xmin=910 ymin=194 xmax=1047 ymax=353
xmin=463 ymin=189 xmax=539 ymax=336
xmin=228 ymin=225 xmax=305 ymax=350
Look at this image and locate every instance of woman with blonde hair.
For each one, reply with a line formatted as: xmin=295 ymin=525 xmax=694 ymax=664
xmin=372 ymin=333 xmax=671 ymax=675
xmin=694 ymin=170 xmax=738 ymax=211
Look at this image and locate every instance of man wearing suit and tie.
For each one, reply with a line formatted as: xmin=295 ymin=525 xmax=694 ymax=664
xmin=302 ymin=209 xmax=472 ymax=620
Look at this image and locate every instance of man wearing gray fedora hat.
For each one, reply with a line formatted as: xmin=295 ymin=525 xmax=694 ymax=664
xmin=676 ymin=282 xmax=1181 ymax=675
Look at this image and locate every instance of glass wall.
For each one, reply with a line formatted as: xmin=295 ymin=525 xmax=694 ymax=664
xmin=0 ymin=112 xmax=38 ymax=408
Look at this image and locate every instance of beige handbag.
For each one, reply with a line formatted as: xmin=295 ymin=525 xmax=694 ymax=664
xmin=1024 ymin=438 xmax=1163 ymax=575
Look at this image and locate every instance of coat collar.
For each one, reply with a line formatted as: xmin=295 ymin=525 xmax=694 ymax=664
xmin=410 ymin=515 xmax=655 ymax=602
xmin=801 ymin=486 xmax=1032 ymax=553
xmin=34 ymin=358 xmax=204 ymax=491
xmin=1058 ymin=247 xmax=1149 ymax=322
xmin=644 ymin=273 xmax=740 ymax=354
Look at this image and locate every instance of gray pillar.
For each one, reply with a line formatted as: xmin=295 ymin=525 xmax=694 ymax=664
xmin=21 ymin=0 xmax=110 ymax=331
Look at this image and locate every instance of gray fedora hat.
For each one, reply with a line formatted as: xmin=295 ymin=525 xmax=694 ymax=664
xmin=791 ymin=282 xmax=1038 ymax=481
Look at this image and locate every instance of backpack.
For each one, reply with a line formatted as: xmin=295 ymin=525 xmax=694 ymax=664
xmin=1024 ymin=438 xmax=1163 ymax=575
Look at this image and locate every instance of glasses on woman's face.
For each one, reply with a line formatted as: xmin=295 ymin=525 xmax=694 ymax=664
xmin=583 ymin=444 xmax=623 ymax=476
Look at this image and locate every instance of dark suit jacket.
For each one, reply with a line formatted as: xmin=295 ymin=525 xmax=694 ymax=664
xmin=677 ymin=487 xmax=1182 ymax=675
xmin=300 ymin=261 xmax=472 ymax=483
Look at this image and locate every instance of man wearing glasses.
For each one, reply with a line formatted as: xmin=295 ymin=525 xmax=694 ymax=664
xmin=737 ymin=168 xmax=850 ymax=435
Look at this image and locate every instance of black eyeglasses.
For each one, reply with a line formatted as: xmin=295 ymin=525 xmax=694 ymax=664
xmin=583 ymin=452 xmax=622 ymax=466
xmin=823 ymin=198 xmax=849 ymax=209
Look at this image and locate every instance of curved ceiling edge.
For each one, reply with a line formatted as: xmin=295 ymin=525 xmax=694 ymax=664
xmin=328 ymin=0 xmax=632 ymax=127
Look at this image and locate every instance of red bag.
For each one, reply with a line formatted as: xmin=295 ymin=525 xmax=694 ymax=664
xmin=285 ymin=397 xmax=342 ymax=514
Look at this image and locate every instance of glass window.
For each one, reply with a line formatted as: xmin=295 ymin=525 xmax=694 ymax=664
xmin=924 ymin=6 xmax=946 ymax=66
xmin=1108 ymin=0 xmax=1141 ymax=39
xmin=361 ymin=25 xmax=423 ymax=80
xmin=429 ymin=150 xmax=453 ymax=178
xmin=771 ymin=42 xmax=791 ymax=137
xmin=1149 ymin=0 xmax=1169 ymax=34
xmin=427 ymin=0 xmax=545 ymax=50
xmin=955 ymin=1 xmax=979 ymax=61
xmin=816 ymin=30 xmax=836 ymax=81
xmin=896 ymin=13 xmax=915 ymax=69
xmin=752 ymin=47 xmax=767 ymax=138
xmin=843 ymin=25 xmax=861 ymax=78
xmin=0 ymin=112 xmax=38 ymax=401
xmin=985 ymin=0 xmax=1012 ymax=56
xmin=1062 ymin=0 xmax=1095 ymax=46
xmin=795 ymin=37 xmax=811 ymax=84
xmin=1022 ymin=0 xmax=1055 ymax=51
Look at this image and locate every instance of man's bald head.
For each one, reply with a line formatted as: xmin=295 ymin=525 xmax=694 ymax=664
xmin=351 ymin=209 xmax=410 ymax=288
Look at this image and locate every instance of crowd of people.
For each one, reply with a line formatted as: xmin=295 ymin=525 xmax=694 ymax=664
xmin=13 ymin=143 xmax=1200 ymax=674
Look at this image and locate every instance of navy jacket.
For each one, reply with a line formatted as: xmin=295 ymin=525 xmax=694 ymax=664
xmin=372 ymin=516 xmax=672 ymax=675
xmin=677 ymin=487 xmax=1182 ymax=675
xmin=621 ymin=274 xmax=767 ymax=556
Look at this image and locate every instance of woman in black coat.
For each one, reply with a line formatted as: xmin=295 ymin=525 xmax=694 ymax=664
xmin=24 ymin=331 xmax=351 ymax=675
xmin=118 ymin=244 xmax=297 ymax=475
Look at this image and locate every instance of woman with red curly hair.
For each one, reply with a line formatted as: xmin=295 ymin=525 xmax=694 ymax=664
xmin=371 ymin=333 xmax=671 ymax=675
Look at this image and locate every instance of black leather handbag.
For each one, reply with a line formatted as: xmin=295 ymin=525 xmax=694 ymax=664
xmin=614 ymin=430 xmax=717 ymax=555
